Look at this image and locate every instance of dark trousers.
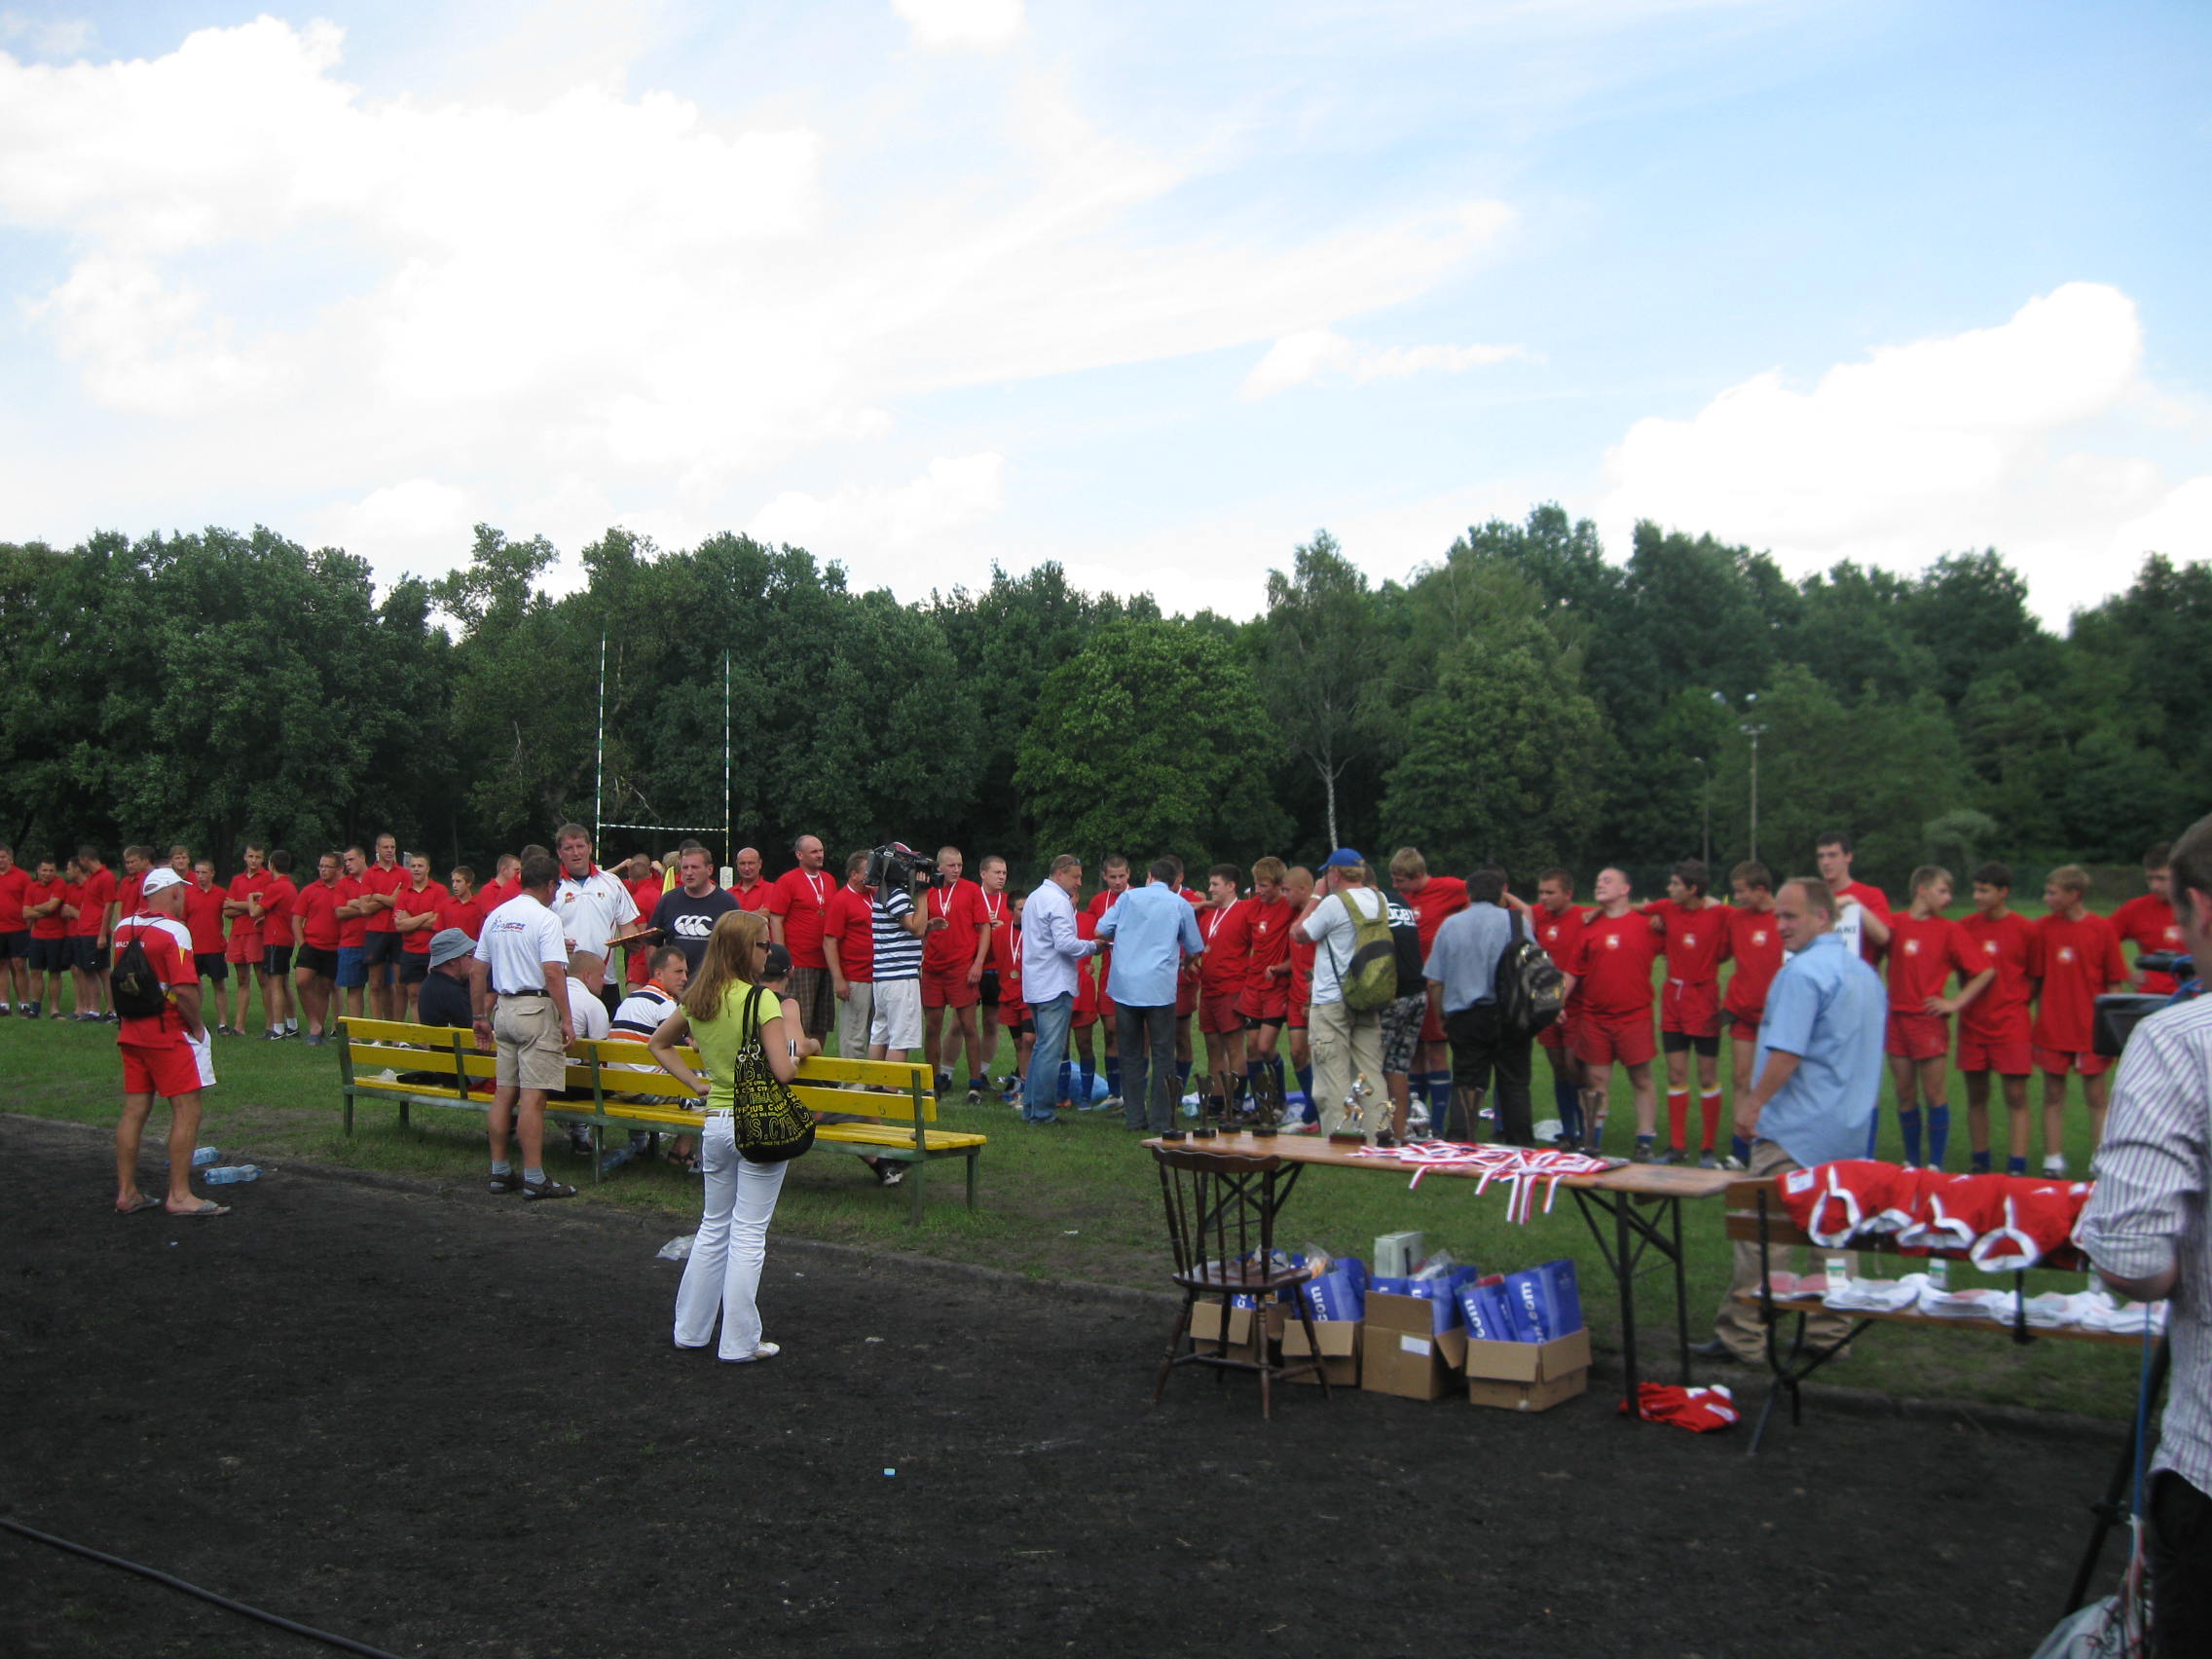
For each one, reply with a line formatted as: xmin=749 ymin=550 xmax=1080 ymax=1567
xmin=1443 ymin=1002 xmax=1534 ymax=1146
xmin=1116 ymin=1002 xmax=1179 ymax=1131
xmin=2150 ymin=1470 xmax=2212 ymax=1656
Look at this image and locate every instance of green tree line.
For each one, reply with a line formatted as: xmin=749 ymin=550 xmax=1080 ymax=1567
xmin=2 ymin=508 xmax=2203 ymax=893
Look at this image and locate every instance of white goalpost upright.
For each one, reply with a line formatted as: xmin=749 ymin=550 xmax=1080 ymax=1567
xmin=593 ymin=632 xmax=733 ymax=880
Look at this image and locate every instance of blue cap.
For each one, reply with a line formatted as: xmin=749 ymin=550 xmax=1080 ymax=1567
xmin=1322 ymin=848 xmax=1365 ymax=868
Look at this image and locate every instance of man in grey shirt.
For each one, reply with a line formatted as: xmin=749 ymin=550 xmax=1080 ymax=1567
xmin=2078 ymin=809 xmax=2212 ymax=1655
xmin=1421 ymin=867 xmax=1532 ymax=1146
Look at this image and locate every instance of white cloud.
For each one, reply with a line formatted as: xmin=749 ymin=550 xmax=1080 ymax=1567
xmin=1597 ymin=282 xmax=2208 ymax=620
xmin=0 ymin=10 xmax=93 ymax=58
xmin=307 ymin=479 xmax=478 ymax=587
xmin=1241 ymin=325 xmax=1530 ymax=399
xmin=894 ymin=0 xmax=1025 ymax=54
xmin=749 ymin=453 xmax=1008 ymax=585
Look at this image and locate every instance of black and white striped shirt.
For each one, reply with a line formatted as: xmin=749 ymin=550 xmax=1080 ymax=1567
xmin=871 ymin=887 xmax=922 ymax=982
xmin=2077 ymin=994 xmax=2212 ymax=1493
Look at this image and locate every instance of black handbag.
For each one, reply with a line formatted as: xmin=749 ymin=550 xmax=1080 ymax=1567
xmin=728 ymin=985 xmax=816 ymax=1162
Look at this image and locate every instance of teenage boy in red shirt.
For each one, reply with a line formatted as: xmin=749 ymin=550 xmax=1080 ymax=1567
xmin=993 ymin=889 xmax=1033 ymax=1104
xmin=1197 ymin=864 xmax=1253 ymax=1095
xmin=1721 ymin=862 xmax=1785 ymax=1168
xmin=1282 ymin=866 xmax=1318 ymax=1122
xmin=442 ymin=866 xmax=487 ymax=940
xmin=2033 ymin=864 xmax=2129 ymax=1174
xmin=1954 ymin=862 xmax=2044 ymax=1173
xmin=2112 ymin=843 xmax=2185 ymax=996
xmin=1562 ymin=867 xmax=1661 ymax=1160
xmin=1883 ymin=866 xmax=1993 ymax=1170
xmin=1643 ymin=858 xmax=1731 ymax=1167
xmin=393 ymin=852 xmax=451 ymax=1022
xmin=1530 ymin=867 xmax=1589 ymax=1148
xmin=1817 ymin=830 xmax=1891 ymax=966
xmin=182 ymin=860 xmax=230 ymax=1010
xmin=357 ymin=833 xmax=409 ymax=1022
xmin=0 ymin=842 xmax=31 ymax=1016
xmin=921 ymin=846 xmax=992 ymax=1101
xmin=24 ymin=855 xmax=72 ymax=1018
xmin=970 ymin=854 xmax=1015 ymax=1088
xmin=71 ymin=845 xmax=117 ymax=1021
xmin=292 ymin=852 xmax=346 ymax=1043
xmin=219 ymin=845 xmax=269 ymax=1036
xmin=1390 ymin=846 xmax=1468 ymax=1136
xmin=1237 ymin=857 xmax=1294 ymax=1105
xmin=111 ymin=869 xmax=226 ymax=1215
xmin=250 ymin=851 xmax=299 ymax=1038
xmin=822 ymin=852 xmax=876 ymax=1066
xmin=1086 ymin=856 xmax=1134 ymax=1107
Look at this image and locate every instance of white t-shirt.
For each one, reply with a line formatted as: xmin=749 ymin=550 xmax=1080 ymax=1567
xmin=1301 ymin=887 xmax=1384 ymax=1007
xmin=567 ymin=977 xmax=610 ymax=1041
xmin=552 ymin=867 xmax=641 ymax=959
xmin=472 ymin=894 xmax=569 ymax=995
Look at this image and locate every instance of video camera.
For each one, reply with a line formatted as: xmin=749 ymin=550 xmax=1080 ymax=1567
xmin=2092 ymin=952 xmax=2199 ymax=1057
xmin=865 ymin=841 xmax=949 ymax=892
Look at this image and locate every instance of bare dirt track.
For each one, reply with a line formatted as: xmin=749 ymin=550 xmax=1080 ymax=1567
xmin=1 ymin=1112 xmax=2122 ymax=1659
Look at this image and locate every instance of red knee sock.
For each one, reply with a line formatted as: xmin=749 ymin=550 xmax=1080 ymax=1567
xmin=1667 ymin=1088 xmax=1689 ymax=1149
xmin=1699 ymin=1088 xmax=1722 ymax=1151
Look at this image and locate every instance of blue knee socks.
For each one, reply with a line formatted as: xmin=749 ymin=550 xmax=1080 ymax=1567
xmin=1731 ymin=1135 xmax=1752 ymax=1165
xmin=1926 ymin=1104 xmax=1950 ymax=1169
xmin=1899 ymin=1107 xmax=1923 ymax=1166
xmin=1553 ymin=1077 xmax=1582 ymax=1141
xmin=1177 ymin=1060 xmax=1191 ymax=1088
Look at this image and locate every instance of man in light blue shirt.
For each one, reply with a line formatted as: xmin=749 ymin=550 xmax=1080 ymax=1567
xmin=1017 ymin=855 xmax=1098 ymax=1126
xmin=1700 ymin=876 xmax=1886 ymax=1364
xmin=1095 ymin=860 xmax=1203 ymax=1132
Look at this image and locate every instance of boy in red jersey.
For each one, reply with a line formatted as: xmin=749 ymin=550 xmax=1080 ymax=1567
xmin=113 ymin=845 xmax=150 ymax=936
xmin=1884 ymin=866 xmax=1993 ymax=1170
xmin=356 ymin=833 xmax=409 ymax=1022
xmin=1817 ymin=830 xmax=1891 ymax=965
xmin=291 ymin=852 xmax=346 ymax=1042
xmin=182 ymin=860 xmax=229 ymax=1010
xmin=443 ymin=866 xmax=487 ymax=940
xmin=25 ymin=856 xmax=72 ymax=1018
xmin=994 ymin=889 xmax=1033 ymax=1103
xmin=822 ymin=851 xmax=877 ymax=1066
xmin=476 ymin=853 xmax=521 ymax=912
xmin=1721 ymin=863 xmax=1784 ymax=1169
xmin=250 ymin=850 xmax=299 ymax=1038
xmin=1237 ymin=857 xmax=1293 ymax=1102
xmin=1391 ymin=847 xmax=1468 ymax=1133
xmin=1283 ymin=865 xmax=1318 ymax=1121
xmin=921 ymin=846 xmax=992 ymax=1101
xmin=111 ymin=868 xmax=228 ymax=1215
xmin=71 ymin=844 xmax=117 ymax=1021
xmin=2113 ymin=843 xmax=2185 ymax=995
xmin=1643 ymin=858 xmax=1731 ymax=1166
xmin=1197 ymin=864 xmax=1253 ymax=1093
xmin=332 ymin=846 xmax=374 ymax=1020
xmin=0 ymin=842 xmax=31 ymax=1015
xmin=970 ymin=854 xmax=1014 ymax=1088
xmin=2033 ymin=865 xmax=2128 ymax=1174
xmin=1954 ymin=862 xmax=2044 ymax=1174
xmin=1562 ymin=867 xmax=1661 ymax=1159
xmin=1530 ymin=867 xmax=1589 ymax=1147
xmin=393 ymin=852 xmax=451 ymax=1022
xmin=1086 ymin=856 xmax=1134 ymax=1107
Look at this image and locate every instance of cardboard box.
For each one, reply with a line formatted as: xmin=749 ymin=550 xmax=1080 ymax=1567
xmin=1280 ymin=1315 xmax=1361 ymax=1386
xmin=1361 ymin=1290 xmax=1470 ymax=1401
xmin=1189 ymin=1300 xmax=1283 ymax=1362
xmin=1463 ymin=1326 xmax=1592 ymax=1413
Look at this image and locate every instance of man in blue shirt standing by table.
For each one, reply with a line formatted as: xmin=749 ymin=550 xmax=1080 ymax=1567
xmin=1695 ymin=874 xmax=1886 ymax=1364
xmin=1096 ymin=858 xmax=1204 ymax=1133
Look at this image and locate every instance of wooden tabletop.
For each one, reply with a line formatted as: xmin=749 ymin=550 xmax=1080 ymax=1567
xmin=1140 ymin=1130 xmax=1736 ymax=1199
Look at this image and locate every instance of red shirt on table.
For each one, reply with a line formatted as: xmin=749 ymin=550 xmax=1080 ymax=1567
xmin=111 ymin=914 xmax=196 ymax=1049
xmin=256 ymin=875 xmax=297 ymax=950
xmin=1722 ymin=907 xmax=1785 ymax=1022
xmin=922 ymin=879 xmax=987 ymax=977
xmin=439 ymin=892 xmax=487 ymax=941
xmin=296 ymin=879 xmax=344 ymax=950
xmin=822 ymin=884 xmax=876 ymax=982
xmin=226 ymin=869 xmax=271 ymax=949
xmin=182 ymin=883 xmax=228 ymax=954
xmin=2111 ymin=894 xmax=2184 ymax=996
xmin=1646 ymin=898 xmax=1730 ymax=985
xmin=396 ymin=881 xmax=450 ymax=954
xmin=1404 ymin=876 xmax=1468 ymax=957
xmin=727 ymin=880 xmax=773 ymax=914
xmin=767 ymin=866 xmax=836 ymax=970
xmin=0 ymin=865 xmax=28 ymax=933
xmin=1198 ymin=898 xmax=1253 ymax=997
xmin=2032 ymin=911 xmax=2127 ymax=1053
xmin=359 ymin=864 xmax=408 ymax=934
xmin=1569 ymin=910 xmax=1661 ymax=1017
xmin=27 ymin=877 xmax=70 ymax=940
xmin=1957 ymin=910 xmax=2043 ymax=1045
xmin=335 ymin=875 xmax=370 ymax=949
xmin=1885 ymin=911 xmax=1971 ymax=1014
xmin=72 ymin=866 xmax=115 ymax=938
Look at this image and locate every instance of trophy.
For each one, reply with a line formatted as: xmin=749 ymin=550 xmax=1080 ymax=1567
xmin=1193 ymin=1071 xmax=1224 ymax=1139
xmin=1328 ymin=1073 xmax=1381 ymax=1145
xmin=1249 ymin=1066 xmax=1284 ymax=1136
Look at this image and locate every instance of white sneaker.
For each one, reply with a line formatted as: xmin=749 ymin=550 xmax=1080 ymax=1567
xmin=2043 ymin=1155 xmax=2069 ymax=1177
xmin=724 ymin=1342 xmax=780 ymax=1363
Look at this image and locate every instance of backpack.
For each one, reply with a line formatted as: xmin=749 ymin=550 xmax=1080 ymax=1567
xmin=1328 ymin=888 xmax=1399 ymax=1011
xmin=110 ymin=924 xmax=170 ymax=1021
xmin=1494 ymin=910 xmax=1566 ymax=1036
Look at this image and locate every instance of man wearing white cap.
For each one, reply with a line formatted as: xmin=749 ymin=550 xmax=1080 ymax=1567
xmin=111 ymin=867 xmax=228 ymax=1216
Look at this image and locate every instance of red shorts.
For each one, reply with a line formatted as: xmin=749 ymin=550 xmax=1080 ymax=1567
xmin=1659 ymin=978 xmax=1721 ymax=1040
xmin=1724 ymin=1005 xmax=1763 ymax=1040
xmin=1199 ymin=991 xmax=1242 ymax=1037
xmin=1419 ymin=1003 xmax=1446 ymax=1045
xmin=225 ymin=932 xmax=258 ymax=965
xmin=1957 ymin=1035 xmax=2034 ymax=1075
xmin=999 ymin=998 xmax=1028 ymax=1029
xmin=921 ymin=967 xmax=978 ymax=1010
xmin=1175 ymin=976 xmax=1198 ymax=1017
xmin=1238 ymin=981 xmax=1288 ymax=1023
xmin=2036 ymin=1046 xmax=2111 ymax=1078
xmin=1097 ymin=984 xmax=1116 ymax=1020
xmin=1537 ymin=1010 xmax=1572 ymax=1051
xmin=1288 ymin=997 xmax=1309 ymax=1032
xmin=1886 ymin=1012 xmax=1950 ymax=1061
xmin=120 ymin=1040 xmax=201 ymax=1098
xmin=1572 ymin=1011 xmax=1656 ymax=1069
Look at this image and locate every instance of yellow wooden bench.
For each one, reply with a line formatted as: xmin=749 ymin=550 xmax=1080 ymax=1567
xmin=333 ymin=1018 xmax=987 ymax=1224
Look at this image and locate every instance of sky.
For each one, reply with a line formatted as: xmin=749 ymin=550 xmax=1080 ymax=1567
xmin=1 ymin=0 xmax=2206 ymax=625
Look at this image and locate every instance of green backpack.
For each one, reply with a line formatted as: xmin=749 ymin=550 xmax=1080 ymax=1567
xmin=1327 ymin=888 xmax=1398 ymax=1011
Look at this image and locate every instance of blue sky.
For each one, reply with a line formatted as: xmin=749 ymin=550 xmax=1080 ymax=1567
xmin=1 ymin=0 xmax=2205 ymax=622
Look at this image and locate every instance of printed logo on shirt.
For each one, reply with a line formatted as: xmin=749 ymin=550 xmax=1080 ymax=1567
xmin=1751 ymin=930 xmax=1769 ymax=946
xmin=1604 ymin=933 xmax=1621 ymax=949
xmin=1903 ymin=939 xmax=1921 ymax=955
xmin=1983 ymin=940 xmax=1999 ymax=956
xmin=1682 ymin=931 xmax=1699 ymax=948
xmin=673 ymin=913 xmax=718 ymax=940
xmin=2058 ymin=946 xmax=2076 ymax=964
xmin=2166 ymin=926 xmax=2182 ymax=943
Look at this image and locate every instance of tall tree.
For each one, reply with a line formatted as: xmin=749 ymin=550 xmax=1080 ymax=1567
xmin=1260 ymin=531 xmax=1379 ymax=851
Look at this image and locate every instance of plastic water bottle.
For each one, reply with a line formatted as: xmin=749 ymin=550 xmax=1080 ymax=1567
xmin=166 ymin=1146 xmax=220 ymax=1168
xmin=203 ymin=1164 xmax=259 ymax=1186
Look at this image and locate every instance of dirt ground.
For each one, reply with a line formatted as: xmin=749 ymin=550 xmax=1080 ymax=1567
xmin=1 ymin=1112 xmax=2126 ymax=1659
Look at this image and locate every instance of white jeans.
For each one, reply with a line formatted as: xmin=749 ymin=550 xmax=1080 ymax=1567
xmin=674 ymin=1116 xmax=788 ymax=1360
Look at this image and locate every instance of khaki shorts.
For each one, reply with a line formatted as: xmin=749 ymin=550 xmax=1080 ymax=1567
xmin=493 ymin=996 xmax=569 ymax=1091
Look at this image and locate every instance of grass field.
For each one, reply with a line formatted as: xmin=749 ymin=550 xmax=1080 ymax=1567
xmin=4 ymin=913 xmax=2154 ymax=1423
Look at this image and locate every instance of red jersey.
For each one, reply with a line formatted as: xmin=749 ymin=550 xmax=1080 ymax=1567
xmin=977 ymin=883 xmax=1014 ymax=968
xmin=1074 ymin=912 xmax=1102 ymax=1018
xmin=1885 ymin=911 xmax=1971 ymax=1014
xmin=257 ymin=875 xmax=297 ymax=949
xmin=1646 ymin=899 xmax=1730 ymax=986
xmin=72 ymin=866 xmax=116 ymax=938
xmin=296 ymin=879 xmax=344 ymax=950
xmin=1241 ymin=895 xmax=1293 ymax=1001
xmin=766 ymin=866 xmax=836 ymax=970
xmin=1569 ymin=909 xmax=1661 ymax=1017
xmin=1834 ymin=879 xmax=1890 ymax=967
xmin=628 ymin=874 xmax=665 ymax=924
xmin=1722 ymin=905 xmax=1785 ymax=1020
xmin=822 ymin=884 xmax=876 ymax=981
xmin=1404 ymin=876 xmax=1469 ymax=956
xmin=2033 ymin=911 xmax=2127 ymax=1053
xmin=335 ymin=875 xmax=370 ymax=948
xmin=439 ymin=893 xmax=487 ymax=941
xmin=360 ymin=863 xmax=408 ymax=934
xmin=117 ymin=870 xmax=146 ymax=922
xmin=0 ymin=865 xmax=29 ymax=933
xmin=111 ymin=913 xmax=196 ymax=1048
xmin=181 ymin=883 xmax=228 ymax=954
xmin=27 ymin=877 xmax=70 ymax=940
xmin=476 ymin=876 xmax=514 ymax=912
xmin=728 ymin=881 xmax=773 ymax=914
xmin=1957 ymin=910 xmax=2043 ymax=1046
xmin=993 ymin=909 xmax=1025 ymax=1003
xmin=226 ymin=869 xmax=271 ymax=948
xmin=1288 ymin=922 xmax=1316 ymax=1012
xmin=923 ymin=878 xmax=988 ymax=977
xmin=1198 ymin=898 xmax=1253 ymax=997
xmin=396 ymin=881 xmax=450 ymax=953
xmin=2111 ymin=895 xmax=2184 ymax=996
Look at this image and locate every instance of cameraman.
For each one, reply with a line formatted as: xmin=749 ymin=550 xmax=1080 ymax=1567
xmin=2078 ymin=809 xmax=2212 ymax=1655
xmin=866 ymin=848 xmax=934 ymax=1066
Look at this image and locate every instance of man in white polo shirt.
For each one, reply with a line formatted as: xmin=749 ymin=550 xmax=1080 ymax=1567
xmin=468 ymin=852 xmax=577 ymax=1200
xmin=551 ymin=822 xmax=639 ymax=998
xmin=1298 ymin=849 xmax=1389 ymax=1136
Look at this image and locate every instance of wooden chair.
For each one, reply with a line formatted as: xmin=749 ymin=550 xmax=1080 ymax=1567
xmin=1151 ymin=1145 xmax=1329 ymax=1418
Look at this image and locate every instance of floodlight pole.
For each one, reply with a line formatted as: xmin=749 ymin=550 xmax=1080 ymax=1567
xmin=723 ymin=650 xmax=732 ymax=866
xmin=595 ymin=630 xmax=607 ymax=846
xmin=1712 ymin=690 xmax=1766 ymax=865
